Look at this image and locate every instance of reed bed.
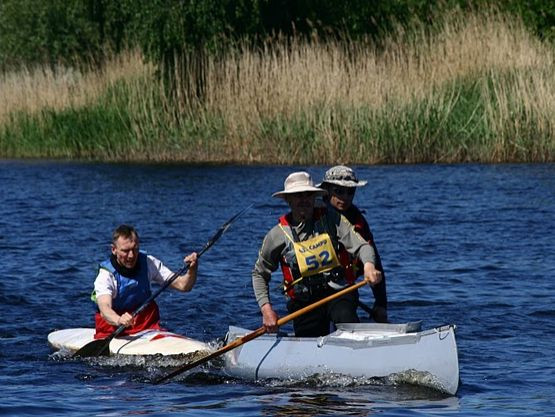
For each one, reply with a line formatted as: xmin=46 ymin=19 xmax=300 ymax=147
xmin=0 ymin=9 xmax=553 ymax=163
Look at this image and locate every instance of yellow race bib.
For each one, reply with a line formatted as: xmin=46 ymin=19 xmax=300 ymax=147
xmin=292 ymin=233 xmax=340 ymax=277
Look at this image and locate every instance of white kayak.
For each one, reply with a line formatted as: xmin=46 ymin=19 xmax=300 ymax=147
xmin=47 ymin=328 xmax=210 ymax=356
xmin=223 ymin=322 xmax=459 ymax=395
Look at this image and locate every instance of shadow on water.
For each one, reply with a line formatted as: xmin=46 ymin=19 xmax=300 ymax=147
xmin=249 ymin=386 xmax=460 ymax=416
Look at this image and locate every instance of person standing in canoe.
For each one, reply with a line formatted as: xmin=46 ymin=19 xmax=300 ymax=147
xmin=318 ymin=165 xmax=388 ymax=323
xmin=252 ymin=171 xmax=382 ymax=337
xmin=92 ymin=224 xmax=198 ymax=339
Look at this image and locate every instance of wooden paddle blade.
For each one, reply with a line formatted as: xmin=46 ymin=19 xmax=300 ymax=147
xmin=74 ymin=338 xmax=111 ymax=357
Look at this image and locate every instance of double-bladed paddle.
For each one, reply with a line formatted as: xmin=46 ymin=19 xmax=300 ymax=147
xmin=74 ymin=205 xmax=253 ymax=358
xmin=154 ymin=279 xmax=369 ymax=384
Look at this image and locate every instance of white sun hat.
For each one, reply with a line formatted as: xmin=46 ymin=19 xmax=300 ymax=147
xmin=272 ymin=171 xmax=328 ymax=199
xmin=318 ymin=165 xmax=367 ymax=187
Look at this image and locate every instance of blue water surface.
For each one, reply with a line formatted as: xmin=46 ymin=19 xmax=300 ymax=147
xmin=0 ymin=161 xmax=553 ymax=416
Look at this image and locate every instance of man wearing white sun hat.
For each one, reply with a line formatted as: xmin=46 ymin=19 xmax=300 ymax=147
xmin=252 ymin=171 xmax=382 ymax=337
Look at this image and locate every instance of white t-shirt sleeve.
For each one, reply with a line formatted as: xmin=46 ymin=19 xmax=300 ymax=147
xmin=146 ymin=254 xmax=175 ymax=285
xmin=94 ymin=268 xmax=117 ymax=298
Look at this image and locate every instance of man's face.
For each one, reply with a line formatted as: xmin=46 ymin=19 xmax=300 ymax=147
xmin=285 ymin=192 xmax=316 ymax=222
xmin=111 ymin=236 xmax=139 ymax=269
xmin=328 ymin=186 xmax=355 ymax=211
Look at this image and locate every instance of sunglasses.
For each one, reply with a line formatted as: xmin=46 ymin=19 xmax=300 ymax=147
xmin=331 ymin=187 xmax=355 ymax=197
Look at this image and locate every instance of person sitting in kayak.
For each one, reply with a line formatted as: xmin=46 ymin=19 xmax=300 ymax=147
xmin=318 ymin=165 xmax=388 ymax=323
xmin=252 ymin=171 xmax=382 ymax=337
xmin=92 ymin=224 xmax=198 ymax=339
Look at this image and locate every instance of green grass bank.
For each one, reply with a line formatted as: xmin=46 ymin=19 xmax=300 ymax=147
xmin=0 ymin=10 xmax=553 ymax=164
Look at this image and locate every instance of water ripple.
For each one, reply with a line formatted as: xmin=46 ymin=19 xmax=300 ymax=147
xmin=1 ymin=162 xmax=554 ymax=416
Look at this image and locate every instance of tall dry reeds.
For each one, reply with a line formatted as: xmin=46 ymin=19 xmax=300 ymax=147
xmin=189 ymin=9 xmax=553 ymax=163
xmin=1 ymin=9 xmax=553 ymax=162
xmin=0 ymin=50 xmax=151 ymax=124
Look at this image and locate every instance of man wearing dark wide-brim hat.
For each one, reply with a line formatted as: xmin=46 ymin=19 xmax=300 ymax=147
xmin=252 ymin=171 xmax=382 ymax=337
xmin=318 ymin=165 xmax=388 ymax=323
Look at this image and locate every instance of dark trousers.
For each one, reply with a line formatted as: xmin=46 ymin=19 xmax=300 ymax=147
xmin=286 ymin=289 xmax=359 ymax=337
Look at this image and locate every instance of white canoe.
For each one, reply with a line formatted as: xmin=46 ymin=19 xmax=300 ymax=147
xmin=47 ymin=328 xmax=209 ymax=356
xmin=223 ymin=322 xmax=459 ymax=395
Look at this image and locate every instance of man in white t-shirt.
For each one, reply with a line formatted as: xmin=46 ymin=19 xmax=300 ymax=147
xmin=92 ymin=224 xmax=198 ymax=339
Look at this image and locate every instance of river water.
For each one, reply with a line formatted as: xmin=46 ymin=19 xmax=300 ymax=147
xmin=0 ymin=161 xmax=553 ymax=416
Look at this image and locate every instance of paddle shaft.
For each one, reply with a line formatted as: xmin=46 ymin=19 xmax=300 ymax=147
xmin=357 ymin=300 xmax=374 ymax=317
xmin=154 ymin=279 xmax=368 ymax=384
xmin=74 ymin=205 xmax=252 ymax=358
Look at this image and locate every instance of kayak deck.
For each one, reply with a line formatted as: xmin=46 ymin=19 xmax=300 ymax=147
xmin=47 ymin=328 xmax=210 ymax=356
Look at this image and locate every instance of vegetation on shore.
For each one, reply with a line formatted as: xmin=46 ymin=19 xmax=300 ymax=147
xmin=0 ymin=9 xmax=553 ymax=163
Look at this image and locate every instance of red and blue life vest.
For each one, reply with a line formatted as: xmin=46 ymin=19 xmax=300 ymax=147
xmin=99 ymin=252 xmax=152 ymax=313
xmin=94 ymin=252 xmax=161 ymax=339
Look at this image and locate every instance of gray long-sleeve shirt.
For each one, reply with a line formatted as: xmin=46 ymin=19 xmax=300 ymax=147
xmin=252 ymin=208 xmax=376 ymax=308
